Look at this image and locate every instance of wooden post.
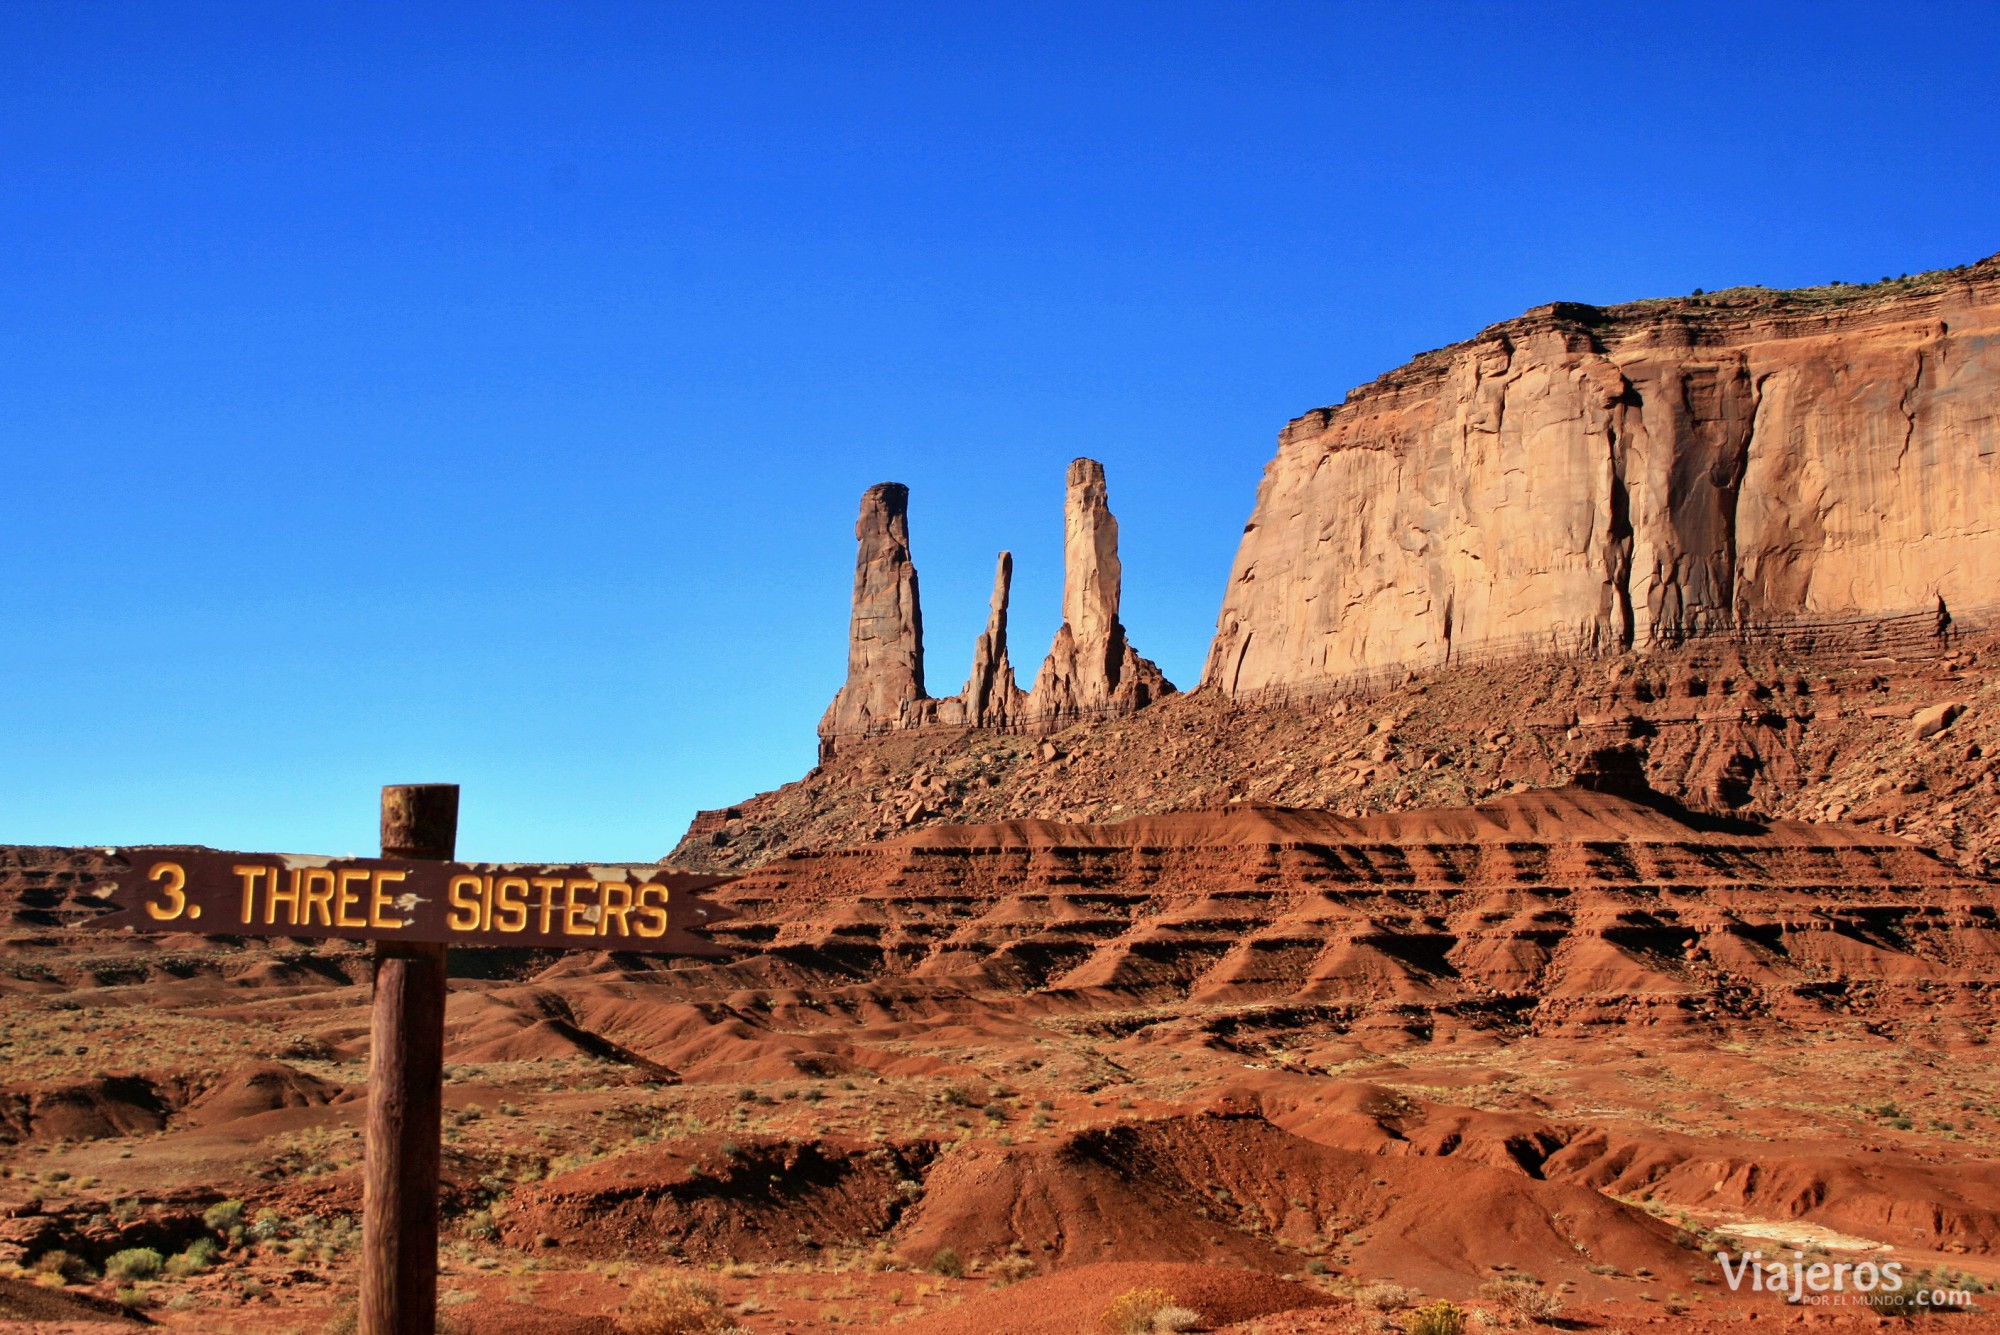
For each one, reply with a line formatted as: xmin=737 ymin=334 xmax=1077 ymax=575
xmin=361 ymin=784 xmax=458 ymax=1335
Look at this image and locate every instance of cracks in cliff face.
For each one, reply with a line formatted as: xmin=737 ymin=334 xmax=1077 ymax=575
xmin=1653 ymin=362 xmax=1758 ymax=644
xmin=1895 ymin=348 xmax=1927 ymax=476
xmin=1730 ymin=373 xmax=1773 ymax=627
xmin=1719 ymin=369 xmax=1762 ymax=633
xmin=1607 ymin=423 xmax=1636 ymax=651
xmin=1227 ymin=632 xmax=1254 ymax=696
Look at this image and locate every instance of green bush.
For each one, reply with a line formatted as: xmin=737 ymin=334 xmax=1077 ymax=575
xmin=165 ymin=1238 xmax=220 ymax=1277
xmin=202 ymin=1199 xmax=246 ymax=1234
xmin=928 ymin=1245 xmax=964 ymax=1278
xmin=105 ymin=1248 xmax=164 ymax=1282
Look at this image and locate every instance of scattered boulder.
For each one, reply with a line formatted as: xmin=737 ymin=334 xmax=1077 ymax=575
xmin=1913 ymin=700 xmax=1967 ymax=739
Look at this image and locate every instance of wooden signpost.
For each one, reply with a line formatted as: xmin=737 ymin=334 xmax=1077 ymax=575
xmin=86 ymin=784 xmax=736 ymax=1335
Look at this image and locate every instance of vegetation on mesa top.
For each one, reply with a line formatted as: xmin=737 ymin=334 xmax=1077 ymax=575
xmin=1618 ymin=251 xmax=2000 ymax=315
xmin=1325 ymin=249 xmax=2000 ymax=413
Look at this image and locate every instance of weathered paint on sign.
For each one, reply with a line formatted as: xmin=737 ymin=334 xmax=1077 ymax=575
xmin=87 ymin=849 xmax=737 ymax=954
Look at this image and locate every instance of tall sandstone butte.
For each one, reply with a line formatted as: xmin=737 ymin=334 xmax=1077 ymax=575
xmin=818 ymin=482 xmax=924 ymax=741
xmin=1205 ymin=254 xmax=2000 ymax=697
xmin=819 ymin=458 xmax=1172 ymax=756
xmin=1028 ymin=458 xmax=1174 ymax=724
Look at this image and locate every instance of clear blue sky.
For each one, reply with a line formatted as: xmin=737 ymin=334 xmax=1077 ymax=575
xmin=4 ymin=2 xmax=1996 ymax=861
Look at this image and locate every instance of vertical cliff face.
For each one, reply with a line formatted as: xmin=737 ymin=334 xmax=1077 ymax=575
xmin=1205 ymin=255 xmax=2000 ymax=697
xmin=819 ymin=483 xmax=925 ymax=739
xmin=818 ymin=459 xmax=1173 ymax=753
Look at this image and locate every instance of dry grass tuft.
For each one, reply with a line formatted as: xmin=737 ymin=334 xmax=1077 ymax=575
xmin=1478 ymin=1274 xmax=1563 ymax=1322
xmin=618 ymin=1274 xmax=732 ymax=1335
xmin=1102 ymin=1286 xmax=1199 ymax=1333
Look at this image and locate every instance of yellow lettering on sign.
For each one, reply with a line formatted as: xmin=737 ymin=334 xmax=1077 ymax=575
xmin=233 ymin=865 xmax=263 ymax=924
xmin=479 ymin=874 xmax=496 ymax=931
xmin=329 ymin=868 xmax=363 ymax=928
xmin=494 ymin=877 xmax=528 ymax=933
xmin=563 ymin=878 xmax=597 ymax=936
xmin=369 ymin=870 xmax=407 ymax=928
xmin=598 ymin=881 xmax=633 ymax=938
xmin=266 ymin=866 xmax=304 ymax=926
xmin=145 ymin=861 xmax=190 ymax=921
xmin=531 ymin=877 xmax=563 ymax=935
xmin=633 ymin=882 xmax=668 ymax=939
xmin=300 ymin=868 xmax=334 ymax=927
xmin=447 ymin=875 xmax=481 ymax=932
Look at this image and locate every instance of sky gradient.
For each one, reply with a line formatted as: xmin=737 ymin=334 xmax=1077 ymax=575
xmin=5 ymin=2 xmax=1998 ymax=860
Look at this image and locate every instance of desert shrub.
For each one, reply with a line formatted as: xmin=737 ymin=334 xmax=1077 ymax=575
xmin=989 ymin=1253 xmax=1036 ymax=1286
xmin=928 ymin=1246 xmax=965 ymax=1278
xmin=1406 ymin=1300 xmax=1467 ymax=1335
xmin=115 ymin=1285 xmax=154 ymax=1308
xmin=1355 ymin=1281 xmax=1413 ymax=1312
xmin=617 ymin=1274 xmax=730 ymax=1335
xmin=249 ymin=1207 xmax=283 ymax=1241
xmin=165 ymin=1238 xmax=221 ymax=1277
xmin=1479 ymin=1274 xmax=1563 ymax=1322
xmin=31 ymin=1249 xmax=90 ymax=1281
xmin=105 ymin=1248 xmax=164 ymax=1282
xmin=202 ymin=1198 xmax=246 ymax=1235
xmin=1102 ymin=1286 xmax=1190 ymax=1334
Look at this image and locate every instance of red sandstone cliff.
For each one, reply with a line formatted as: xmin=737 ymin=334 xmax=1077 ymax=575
xmin=1204 ymin=255 xmax=2000 ymax=696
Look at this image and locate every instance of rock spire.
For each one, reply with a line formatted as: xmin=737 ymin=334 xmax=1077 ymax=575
xmin=1027 ymin=459 xmax=1174 ymax=725
xmin=960 ymin=551 xmax=1025 ymax=728
xmin=818 ymin=483 xmax=925 ymax=744
xmin=817 ymin=460 xmax=1173 ymax=755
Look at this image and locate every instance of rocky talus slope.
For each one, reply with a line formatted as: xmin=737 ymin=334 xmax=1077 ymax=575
xmin=1206 ymin=255 xmax=2000 ymax=694
xmin=674 ymin=628 xmax=1999 ymax=877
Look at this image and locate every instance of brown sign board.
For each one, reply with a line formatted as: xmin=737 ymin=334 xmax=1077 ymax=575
xmin=85 ymin=849 xmax=738 ymax=955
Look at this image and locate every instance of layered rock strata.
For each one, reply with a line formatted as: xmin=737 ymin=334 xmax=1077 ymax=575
xmin=818 ymin=459 xmax=1173 ymax=755
xmin=1205 ymin=254 xmax=2000 ymax=697
xmin=703 ymin=773 xmax=2000 ymax=1033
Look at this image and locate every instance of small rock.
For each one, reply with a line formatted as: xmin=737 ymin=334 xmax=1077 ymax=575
xmin=1912 ymin=701 xmax=1967 ymax=739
